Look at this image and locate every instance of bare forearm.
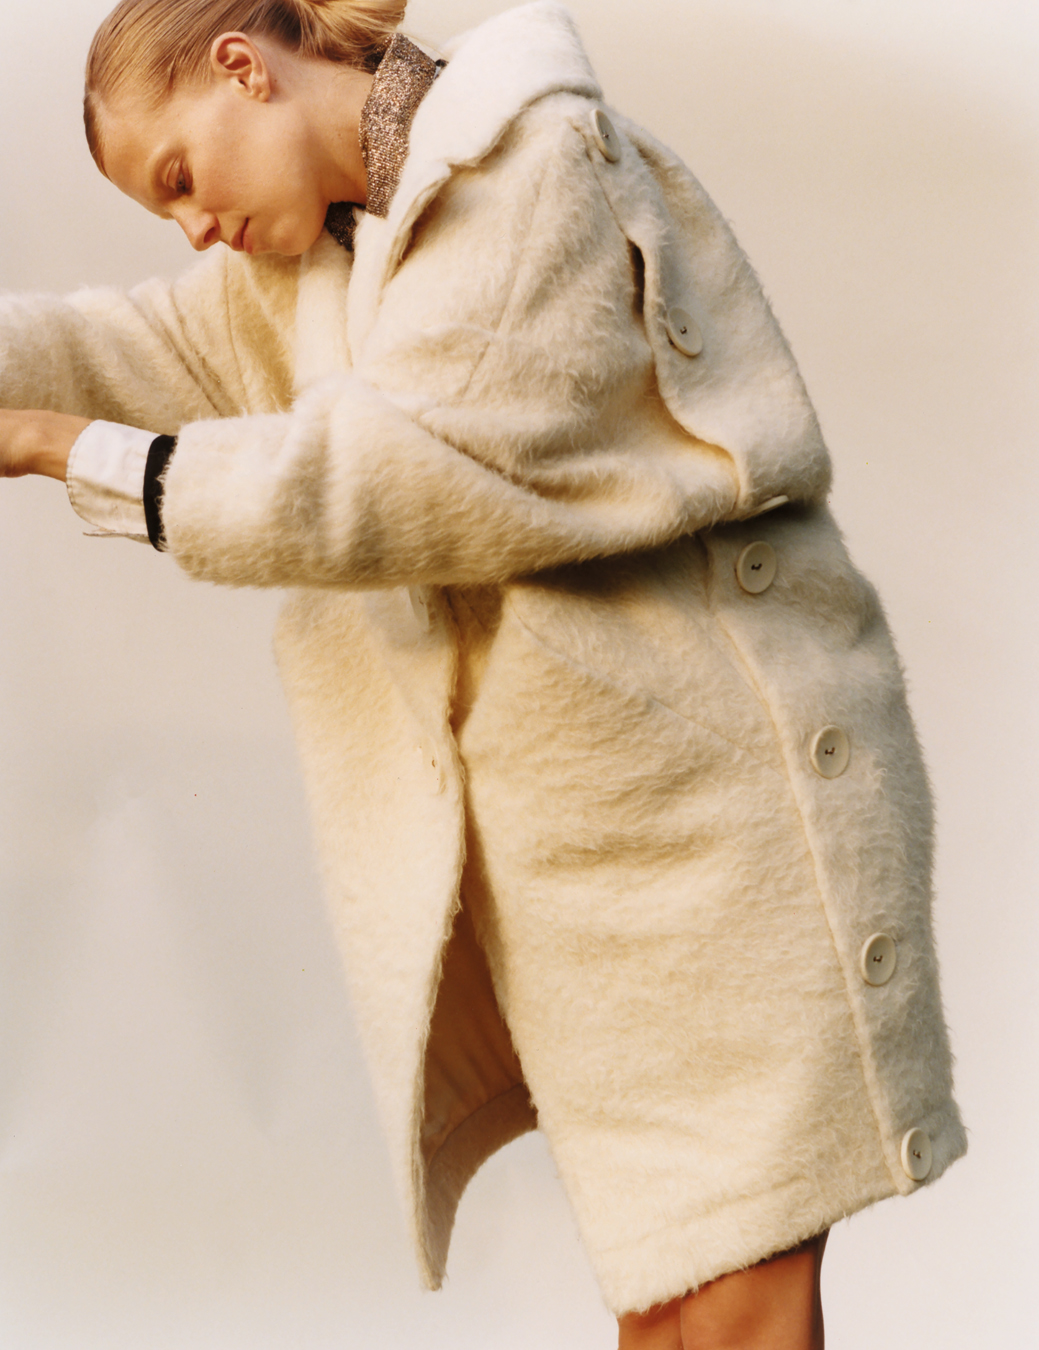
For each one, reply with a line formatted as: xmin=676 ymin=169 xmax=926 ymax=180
xmin=0 ymin=409 xmax=92 ymax=482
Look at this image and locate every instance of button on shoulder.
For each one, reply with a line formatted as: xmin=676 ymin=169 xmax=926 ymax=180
xmin=665 ymin=306 xmax=704 ymax=357
xmin=590 ymin=108 xmax=622 ymax=162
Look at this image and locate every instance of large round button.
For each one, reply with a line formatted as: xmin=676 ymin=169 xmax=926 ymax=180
xmin=810 ymin=725 xmax=850 ymax=779
xmin=860 ymin=932 xmax=898 ymax=987
xmin=665 ymin=306 xmax=704 ymax=357
xmin=900 ymin=1127 xmax=933 ymax=1181
xmin=590 ymin=109 xmax=621 ymax=162
xmin=735 ymin=541 xmax=777 ymax=594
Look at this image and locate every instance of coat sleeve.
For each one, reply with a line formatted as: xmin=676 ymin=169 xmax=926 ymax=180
xmin=157 ymin=95 xmax=745 ymax=589
xmin=0 ymin=249 xmax=299 ymax=431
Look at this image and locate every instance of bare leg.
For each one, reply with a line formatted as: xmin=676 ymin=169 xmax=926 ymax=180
xmin=617 ymin=1297 xmax=683 ymax=1350
xmin=617 ymin=1231 xmax=828 ymax=1350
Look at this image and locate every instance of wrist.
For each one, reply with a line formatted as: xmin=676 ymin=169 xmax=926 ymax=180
xmin=31 ymin=413 xmax=92 ymax=481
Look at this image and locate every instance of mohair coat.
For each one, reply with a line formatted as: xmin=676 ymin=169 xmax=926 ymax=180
xmin=0 ymin=1 xmax=965 ymax=1315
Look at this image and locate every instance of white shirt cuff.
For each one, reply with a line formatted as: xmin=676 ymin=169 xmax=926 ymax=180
xmin=65 ymin=420 xmax=153 ymax=541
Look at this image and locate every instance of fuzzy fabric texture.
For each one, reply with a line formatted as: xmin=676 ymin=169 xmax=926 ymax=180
xmin=0 ymin=1 xmax=965 ymax=1316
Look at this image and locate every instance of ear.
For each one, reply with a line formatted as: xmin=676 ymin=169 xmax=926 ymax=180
xmin=209 ymin=32 xmax=272 ymax=100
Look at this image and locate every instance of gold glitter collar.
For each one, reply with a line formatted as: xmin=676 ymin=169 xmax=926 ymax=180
xmin=324 ymin=35 xmax=443 ymax=251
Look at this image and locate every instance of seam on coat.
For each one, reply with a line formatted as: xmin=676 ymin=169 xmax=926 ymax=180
xmin=448 ymin=117 xmax=563 ymax=411
xmin=419 ymin=1081 xmax=537 ymax=1288
xmin=424 ymin=1081 xmax=534 ymax=1173
xmin=388 ymin=102 xmax=566 ymax=424
xmin=130 ymin=286 xmax=228 ymax=420
xmin=644 ymin=691 xmax=784 ymax=778
xmin=568 ymin=109 xmax=748 ymax=515
xmin=177 ymin=250 xmax=247 ymax=417
xmin=504 ymin=594 xmax=787 ymax=775
xmin=704 ymin=593 xmax=900 ymax=1190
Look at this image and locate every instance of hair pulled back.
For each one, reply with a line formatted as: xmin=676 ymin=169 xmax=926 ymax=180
xmin=84 ymin=0 xmax=408 ymax=166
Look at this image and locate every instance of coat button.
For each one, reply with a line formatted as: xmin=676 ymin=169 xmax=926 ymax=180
xmin=665 ymin=306 xmax=704 ymax=357
xmin=416 ymin=738 xmax=447 ymax=794
xmin=900 ymin=1127 xmax=933 ymax=1181
xmin=735 ymin=541 xmax=777 ymax=594
xmin=810 ymin=725 xmax=850 ymax=779
xmin=860 ymin=932 xmax=898 ymax=986
xmin=590 ymin=108 xmax=622 ymax=162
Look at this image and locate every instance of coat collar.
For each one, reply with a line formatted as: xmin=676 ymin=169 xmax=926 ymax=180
xmin=406 ymin=2 xmax=601 ymax=178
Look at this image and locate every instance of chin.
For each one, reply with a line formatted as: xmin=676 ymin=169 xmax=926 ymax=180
xmin=273 ymin=211 xmax=329 ymax=258
xmin=242 ymin=210 xmax=324 ymax=257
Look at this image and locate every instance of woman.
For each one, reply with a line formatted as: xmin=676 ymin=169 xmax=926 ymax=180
xmin=0 ymin=1 xmax=966 ymax=1345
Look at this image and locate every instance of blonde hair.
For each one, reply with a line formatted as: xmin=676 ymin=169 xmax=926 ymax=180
xmin=84 ymin=0 xmax=407 ymax=166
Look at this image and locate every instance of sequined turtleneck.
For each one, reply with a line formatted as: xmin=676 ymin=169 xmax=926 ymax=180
xmin=324 ymin=35 xmax=443 ymax=251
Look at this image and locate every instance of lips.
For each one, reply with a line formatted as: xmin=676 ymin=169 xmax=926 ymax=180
xmin=231 ymin=220 xmax=251 ymax=253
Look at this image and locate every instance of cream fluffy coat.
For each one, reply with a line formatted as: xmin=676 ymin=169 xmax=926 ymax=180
xmin=0 ymin=2 xmax=965 ymax=1314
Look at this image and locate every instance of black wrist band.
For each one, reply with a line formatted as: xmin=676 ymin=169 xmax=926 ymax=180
xmin=143 ymin=434 xmax=177 ymax=552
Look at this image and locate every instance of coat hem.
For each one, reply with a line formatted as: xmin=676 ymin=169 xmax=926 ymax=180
xmin=590 ymin=1106 xmax=968 ymax=1316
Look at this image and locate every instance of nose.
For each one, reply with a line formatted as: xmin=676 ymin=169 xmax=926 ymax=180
xmin=176 ymin=206 xmax=221 ymax=251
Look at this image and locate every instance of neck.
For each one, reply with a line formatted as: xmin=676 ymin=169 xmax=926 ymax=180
xmin=266 ymin=39 xmax=375 ymax=207
xmin=320 ymin=64 xmax=375 ymax=206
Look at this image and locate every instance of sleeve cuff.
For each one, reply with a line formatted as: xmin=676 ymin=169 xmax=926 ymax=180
xmin=65 ymin=420 xmax=154 ymax=541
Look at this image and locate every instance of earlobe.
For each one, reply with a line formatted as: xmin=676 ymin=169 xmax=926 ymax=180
xmin=209 ymin=31 xmax=271 ymax=99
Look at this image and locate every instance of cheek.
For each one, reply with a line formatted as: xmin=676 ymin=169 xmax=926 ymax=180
xmin=266 ymin=123 xmax=324 ymax=199
xmin=269 ymin=160 xmax=326 ymax=233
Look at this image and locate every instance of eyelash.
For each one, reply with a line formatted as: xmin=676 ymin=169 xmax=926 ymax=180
xmin=174 ymin=168 xmax=189 ymax=195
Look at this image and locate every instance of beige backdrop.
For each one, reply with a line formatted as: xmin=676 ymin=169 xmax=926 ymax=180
xmin=1 ymin=1 xmax=1036 ymax=1345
